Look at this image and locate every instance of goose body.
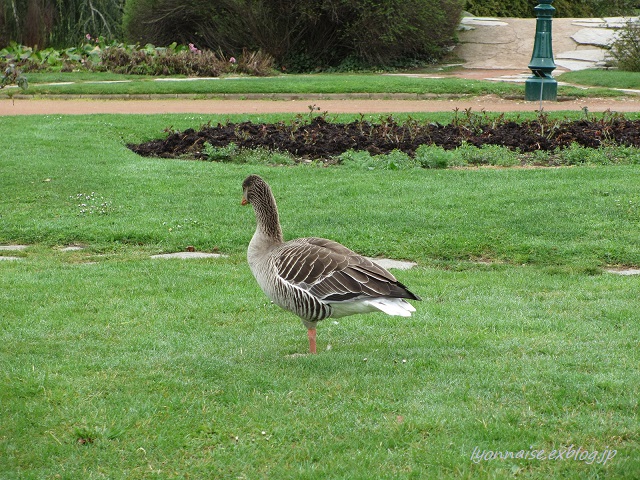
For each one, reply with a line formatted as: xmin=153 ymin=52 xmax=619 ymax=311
xmin=242 ymin=174 xmax=420 ymax=353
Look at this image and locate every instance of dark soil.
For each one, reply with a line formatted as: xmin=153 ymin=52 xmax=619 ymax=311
xmin=128 ymin=115 xmax=640 ymax=163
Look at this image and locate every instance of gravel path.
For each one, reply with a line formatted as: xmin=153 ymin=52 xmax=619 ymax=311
xmin=2 ymin=94 xmax=640 ymax=116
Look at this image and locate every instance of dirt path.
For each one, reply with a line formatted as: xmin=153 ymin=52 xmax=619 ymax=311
xmin=2 ymin=94 xmax=640 ymax=116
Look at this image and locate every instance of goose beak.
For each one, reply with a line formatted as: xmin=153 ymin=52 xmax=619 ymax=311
xmin=241 ymin=198 xmax=248 ymax=206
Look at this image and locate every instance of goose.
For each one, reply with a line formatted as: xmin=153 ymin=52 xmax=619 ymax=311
xmin=241 ymin=174 xmax=421 ymax=354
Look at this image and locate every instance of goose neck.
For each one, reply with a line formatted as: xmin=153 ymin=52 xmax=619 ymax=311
xmin=254 ymin=197 xmax=283 ymax=243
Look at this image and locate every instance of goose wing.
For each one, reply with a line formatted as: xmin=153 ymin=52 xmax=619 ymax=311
xmin=274 ymin=237 xmax=419 ymax=302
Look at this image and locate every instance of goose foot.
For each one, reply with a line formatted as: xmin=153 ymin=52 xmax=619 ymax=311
xmin=308 ymin=328 xmax=317 ymax=354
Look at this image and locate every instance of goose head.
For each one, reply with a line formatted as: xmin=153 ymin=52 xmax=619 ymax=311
xmin=241 ymin=174 xmax=270 ymax=206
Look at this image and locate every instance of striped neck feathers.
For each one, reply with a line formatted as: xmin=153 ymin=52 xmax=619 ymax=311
xmin=252 ymin=184 xmax=284 ymax=243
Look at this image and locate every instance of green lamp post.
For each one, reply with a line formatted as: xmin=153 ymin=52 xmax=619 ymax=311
xmin=525 ymin=0 xmax=557 ymax=102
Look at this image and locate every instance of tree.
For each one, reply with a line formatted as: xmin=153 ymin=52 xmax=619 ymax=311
xmin=0 ymin=0 xmax=124 ymax=48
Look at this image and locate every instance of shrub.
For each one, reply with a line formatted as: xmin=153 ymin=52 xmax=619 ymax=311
xmin=331 ymin=0 xmax=464 ymax=67
xmin=123 ymin=0 xmax=464 ymax=71
xmin=99 ymin=45 xmax=226 ymax=76
xmin=610 ymin=20 xmax=640 ymax=72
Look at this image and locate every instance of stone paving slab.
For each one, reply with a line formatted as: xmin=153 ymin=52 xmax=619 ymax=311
xmin=150 ymin=252 xmax=227 ymax=259
xmin=605 ymin=268 xmax=640 ymax=276
xmin=555 ymin=49 xmax=607 ymax=62
xmin=571 ymin=28 xmax=618 ymax=47
xmin=0 ymin=245 xmax=29 ymax=250
xmin=60 ymin=246 xmax=85 ymax=251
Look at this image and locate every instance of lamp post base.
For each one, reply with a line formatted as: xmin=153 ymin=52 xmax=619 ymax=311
xmin=525 ymin=75 xmax=558 ymax=101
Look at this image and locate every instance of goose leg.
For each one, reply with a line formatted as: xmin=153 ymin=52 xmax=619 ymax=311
xmin=307 ymin=328 xmax=317 ymax=354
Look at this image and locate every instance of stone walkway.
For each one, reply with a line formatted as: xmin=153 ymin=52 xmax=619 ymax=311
xmin=2 ymin=244 xmax=638 ymax=274
xmin=0 ymin=244 xmax=420 ymax=270
xmin=455 ymin=16 xmax=638 ymax=73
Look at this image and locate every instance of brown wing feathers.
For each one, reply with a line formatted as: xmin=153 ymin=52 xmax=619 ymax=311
xmin=275 ymin=237 xmax=420 ymax=302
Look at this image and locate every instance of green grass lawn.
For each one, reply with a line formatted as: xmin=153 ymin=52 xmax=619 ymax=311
xmin=1 ymin=113 xmax=639 ymax=478
xmin=558 ymin=69 xmax=640 ymax=90
xmin=1 ymin=71 xmax=629 ymax=99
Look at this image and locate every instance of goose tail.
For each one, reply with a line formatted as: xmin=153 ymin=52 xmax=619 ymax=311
xmin=365 ymin=297 xmax=416 ymax=317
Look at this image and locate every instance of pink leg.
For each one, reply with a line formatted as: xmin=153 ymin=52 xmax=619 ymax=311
xmin=307 ymin=328 xmax=317 ymax=354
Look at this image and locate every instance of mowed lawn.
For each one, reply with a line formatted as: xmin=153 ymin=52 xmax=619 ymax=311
xmin=1 ymin=113 xmax=639 ymax=479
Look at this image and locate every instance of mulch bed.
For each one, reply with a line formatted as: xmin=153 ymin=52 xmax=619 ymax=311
xmin=128 ymin=115 xmax=640 ymax=162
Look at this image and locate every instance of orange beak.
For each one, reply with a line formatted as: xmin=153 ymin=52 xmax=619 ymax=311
xmin=241 ymin=198 xmax=248 ymax=206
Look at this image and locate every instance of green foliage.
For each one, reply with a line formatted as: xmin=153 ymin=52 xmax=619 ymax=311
xmin=123 ymin=0 xmax=464 ymax=71
xmin=417 ymin=141 xmax=640 ymax=169
xmin=557 ymin=69 xmax=640 ymax=89
xmin=0 ymin=39 xmax=102 ymax=73
xmin=610 ymin=20 xmax=640 ymax=72
xmin=0 ymin=40 xmax=274 ymax=77
xmin=456 ymin=142 xmax=521 ymax=167
xmin=415 ymin=144 xmax=459 ymax=168
xmin=0 ymin=62 xmax=27 ymax=90
xmin=204 ymin=142 xmax=296 ymax=166
xmin=558 ymin=143 xmax=640 ymax=166
xmin=329 ymin=0 xmax=464 ymax=67
xmin=337 ymin=142 xmax=640 ymax=170
xmin=204 ymin=142 xmax=240 ymax=162
xmin=0 ymin=0 xmax=124 ymax=48
xmin=338 ymin=149 xmax=420 ymax=170
xmin=99 ymin=43 xmax=226 ymax=76
xmin=464 ymin=0 xmax=637 ymax=17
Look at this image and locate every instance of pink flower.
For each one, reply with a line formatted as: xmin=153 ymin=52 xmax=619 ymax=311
xmin=188 ymin=43 xmax=200 ymax=54
xmin=229 ymin=57 xmax=237 ymax=64
xmin=85 ymin=34 xmax=91 ymax=41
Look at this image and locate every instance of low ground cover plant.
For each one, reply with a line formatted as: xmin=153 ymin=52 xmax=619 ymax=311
xmin=0 ymin=40 xmax=275 ymax=77
xmin=0 ymin=62 xmax=27 ymax=90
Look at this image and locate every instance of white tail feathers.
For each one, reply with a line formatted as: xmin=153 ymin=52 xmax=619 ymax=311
xmin=329 ymin=296 xmax=417 ymax=318
xmin=365 ymin=298 xmax=416 ymax=317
